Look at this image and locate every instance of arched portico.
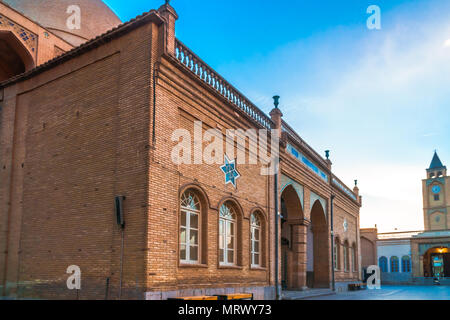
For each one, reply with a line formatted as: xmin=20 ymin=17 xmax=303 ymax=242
xmin=0 ymin=31 xmax=35 ymax=81
xmin=280 ymin=184 xmax=307 ymax=290
xmin=423 ymin=247 xmax=450 ymax=278
xmin=309 ymin=199 xmax=330 ymax=287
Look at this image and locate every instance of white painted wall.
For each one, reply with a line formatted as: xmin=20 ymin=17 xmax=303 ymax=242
xmin=377 ymin=239 xmax=411 ymax=272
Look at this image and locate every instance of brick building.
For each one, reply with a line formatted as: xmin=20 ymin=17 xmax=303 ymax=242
xmin=361 ymin=152 xmax=450 ymax=285
xmin=0 ymin=1 xmax=362 ymax=299
xmin=359 ymin=228 xmax=377 ymax=277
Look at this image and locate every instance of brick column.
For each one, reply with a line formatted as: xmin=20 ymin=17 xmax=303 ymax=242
xmin=270 ymin=99 xmax=283 ymax=293
xmin=158 ymin=2 xmax=178 ymax=56
xmin=291 ymin=224 xmax=308 ymax=289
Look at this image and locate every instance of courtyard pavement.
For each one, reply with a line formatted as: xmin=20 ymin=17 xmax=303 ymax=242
xmin=305 ymin=285 xmax=450 ymax=300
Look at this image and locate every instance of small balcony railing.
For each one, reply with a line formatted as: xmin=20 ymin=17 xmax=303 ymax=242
xmin=174 ymin=39 xmax=273 ymax=130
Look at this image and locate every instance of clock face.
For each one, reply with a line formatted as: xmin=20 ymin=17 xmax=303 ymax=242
xmin=432 ymin=185 xmax=441 ymax=194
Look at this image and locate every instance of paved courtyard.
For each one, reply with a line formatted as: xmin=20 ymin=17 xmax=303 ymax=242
xmin=306 ymin=285 xmax=450 ymax=300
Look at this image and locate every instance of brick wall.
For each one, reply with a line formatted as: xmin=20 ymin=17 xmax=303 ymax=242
xmin=145 ymin=54 xmax=272 ymax=297
xmin=0 ymin=6 xmax=362 ymax=300
xmin=0 ymin=21 xmax=158 ymax=299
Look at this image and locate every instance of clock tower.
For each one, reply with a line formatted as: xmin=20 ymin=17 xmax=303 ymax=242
xmin=422 ymin=152 xmax=449 ymax=231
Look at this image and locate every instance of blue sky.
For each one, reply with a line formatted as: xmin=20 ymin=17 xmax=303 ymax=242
xmin=104 ymin=0 xmax=450 ymax=232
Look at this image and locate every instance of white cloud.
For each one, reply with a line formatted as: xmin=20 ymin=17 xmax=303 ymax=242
xmin=218 ymin=1 xmax=450 ymax=232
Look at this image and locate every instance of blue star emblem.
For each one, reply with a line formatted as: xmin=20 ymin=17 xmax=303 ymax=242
xmin=220 ymin=155 xmax=241 ymax=188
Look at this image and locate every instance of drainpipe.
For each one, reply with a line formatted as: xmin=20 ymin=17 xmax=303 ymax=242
xmin=275 ymin=171 xmax=280 ymax=300
xmin=330 ymin=195 xmax=336 ymax=291
xmin=270 ymin=96 xmax=282 ymax=300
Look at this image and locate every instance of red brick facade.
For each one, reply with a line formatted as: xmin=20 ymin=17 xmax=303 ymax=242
xmin=0 ymin=3 xmax=361 ymax=299
xmin=360 ymin=228 xmax=378 ymax=269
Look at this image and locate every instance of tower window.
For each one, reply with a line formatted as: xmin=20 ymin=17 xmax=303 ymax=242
xmin=434 ymin=194 xmax=440 ymax=201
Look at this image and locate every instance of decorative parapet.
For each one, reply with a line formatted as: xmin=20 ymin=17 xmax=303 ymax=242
xmin=174 ymin=39 xmax=273 ymax=130
xmin=282 ymin=120 xmax=329 ymax=170
xmin=332 ymin=176 xmax=358 ymax=202
xmin=0 ymin=14 xmax=37 ymax=57
xmin=286 ymin=143 xmax=328 ymax=182
xmin=378 ymin=231 xmax=422 ymax=240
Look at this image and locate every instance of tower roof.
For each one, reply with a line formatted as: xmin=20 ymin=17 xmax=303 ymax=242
xmin=429 ymin=151 xmax=445 ymax=169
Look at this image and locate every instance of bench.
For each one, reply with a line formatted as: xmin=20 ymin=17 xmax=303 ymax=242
xmin=348 ymin=283 xmax=366 ymax=291
xmin=215 ymin=293 xmax=254 ymax=300
xmin=168 ymin=296 xmax=218 ymax=301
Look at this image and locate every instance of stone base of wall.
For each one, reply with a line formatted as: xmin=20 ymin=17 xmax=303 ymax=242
xmin=411 ymin=277 xmax=450 ymax=286
xmin=146 ymin=286 xmax=276 ymax=300
xmin=381 ymin=274 xmax=450 ymax=285
xmin=381 ymin=272 xmax=413 ymax=284
xmin=335 ymin=281 xmax=362 ymax=293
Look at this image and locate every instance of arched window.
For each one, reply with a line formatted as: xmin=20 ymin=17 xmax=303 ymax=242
xmin=180 ymin=190 xmax=201 ymax=264
xmin=379 ymin=256 xmax=388 ymax=272
xmin=219 ymin=202 xmax=237 ymax=265
xmin=402 ymin=256 xmax=411 ymax=273
xmin=343 ymin=241 xmax=349 ymax=272
xmin=334 ymin=237 xmax=340 ymax=271
xmin=250 ymin=213 xmax=262 ymax=267
xmin=351 ymin=243 xmax=357 ymax=272
xmin=390 ymin=256 xmax=399 ymax=273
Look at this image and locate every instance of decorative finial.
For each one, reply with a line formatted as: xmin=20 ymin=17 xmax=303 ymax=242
xmin=325 ymin=150 xmax=330 ymax=160
xmin=354 ymin=180 xmax=358 ymax=187
xmin=165 ymin=0 xmax=170 ymax=5
xmin=273 ymin=95 xmax=280 ymax=109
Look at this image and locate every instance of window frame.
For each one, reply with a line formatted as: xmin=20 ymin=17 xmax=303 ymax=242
xmin=390 ymin=256 xmax=399 ymax=273
xmin=379 ymin=256 xmax=388 ymax=272
xmin=179 ymin=191 xmax=201 ymax=265
xmin=250 ymin=212 xmax=262 ymax=268
xmin=334 ymin=237 xmax=340 ymax=271
xmin=351 ymin=244 xmax=357 ymax=273
xmin=219 ymin=202 xmax=237 ymax=266
xmin=343 ymin=243 xmax=349 ymax=272
xmin=402 ymin=255 xmax=411 ymax=273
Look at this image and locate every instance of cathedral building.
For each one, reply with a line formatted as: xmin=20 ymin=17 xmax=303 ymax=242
xmin=0 ymin=1 xmax=361 ymax=299
xmin=361 ymin=152 xmax=450 ymax=284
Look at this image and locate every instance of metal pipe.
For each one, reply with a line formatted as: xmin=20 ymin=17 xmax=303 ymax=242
xmin=274 ymin=172 xmax=280 ymax=300
xmin=119 ymin=227 xmax=124 ymax=299
xmin=330 ymin=195 xmax=336 ymax=291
